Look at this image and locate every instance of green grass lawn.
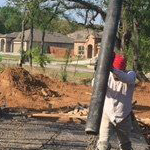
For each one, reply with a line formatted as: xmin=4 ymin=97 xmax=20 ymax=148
xmin=0 ymin=54 xmax=20 ymax=61
xmin=23 ymin=66 xmax=94 ymax=85
xmin=0 ymin=53 xmax=87 ymax=63
xmin=0 ymin=62 xmax=93 ymax=85
xmin=0 ymin=54 xmax=93 ymax=85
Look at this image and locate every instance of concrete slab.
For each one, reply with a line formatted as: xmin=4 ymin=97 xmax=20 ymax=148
xmin=0 ymin=112 xmax=149 ymax=150
xmin=86 ymin=117 xmax=149 ymax=150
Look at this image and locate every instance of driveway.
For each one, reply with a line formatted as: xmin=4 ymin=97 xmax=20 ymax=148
xmin=1 ymin=59 xmax=95 ymax=73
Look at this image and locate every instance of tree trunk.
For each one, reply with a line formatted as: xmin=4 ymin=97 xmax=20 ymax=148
xmin=29 ymin=20 xmax=34 ymax=67
xmin=61 ymin=49 xmax=71 ymax=82
xmin=132 ymin=44 xmax=148 ymax=82
xmin=19 ymin=10 xmax=26 ymax=67
xmin=41 ymin=30 xmax=45 ymax=55
xmin=132 ymin=20 xmax=149 ymax=82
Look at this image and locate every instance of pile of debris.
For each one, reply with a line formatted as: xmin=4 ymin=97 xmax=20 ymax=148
xmin=0 ymin=67 xmax=92 ymax=110
xmin=0 ymin=67 xmax=61 ymax=109
xmin=67 ymin=103 xmax=88 ymax=116
xmin=29 ymin=103 xmax=89 ymax=124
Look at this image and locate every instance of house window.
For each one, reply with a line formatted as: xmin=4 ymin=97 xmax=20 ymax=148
xmin=78 ymin=46 xmax=84 ymax=55
xmin=1 ymin=39 xmax=5 ymax=52
xmin=97 ymin=42 xmax=101 ymax=49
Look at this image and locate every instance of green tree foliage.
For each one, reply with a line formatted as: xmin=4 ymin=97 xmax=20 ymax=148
xmin=122 ymin=0 xmax=150 ymax=75
xmin=35 ymin=6 xmax=58 ymax=31
xmin=132 ymin=0 xmax=150 ymax=37
xmin=34 ymin=5 xmax=60 ymax=55
xmin=27 ymin=47 xmax=51 ymax=68
xmin=0 ymin=21 xmax=6 ymax=34
xmin=0 ymin=55 xmax=2 ymax=62
xmin=139 ymin=37 xmax=150 ymax=73
xmin=0 ymin=6 xmax=22 ymax=33
xmin=53 ymin=19 xmax=84 ymax=35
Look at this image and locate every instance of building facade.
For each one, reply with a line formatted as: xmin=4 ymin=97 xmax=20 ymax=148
xmin=0 ymin=29 xmax=74 ymax=57
xmin=68 ymin=29 xmax=102 ymax=59
xmin=0 ymin=32 xmax=19 ymax=53
xmin=0 ymin=29 xmax=103 ymax=59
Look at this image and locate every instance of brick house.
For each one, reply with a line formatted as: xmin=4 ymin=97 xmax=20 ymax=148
xmin=0 ymin=29 xmax=74 ymax=57
xmin=0 ymin=32 xmax=19 ymax=53
xmin=68 ymin=29 xmax=103 ymax=59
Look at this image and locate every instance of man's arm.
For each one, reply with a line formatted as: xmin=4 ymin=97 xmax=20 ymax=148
xmin=112 ymin=69 xmax=136 ymax=84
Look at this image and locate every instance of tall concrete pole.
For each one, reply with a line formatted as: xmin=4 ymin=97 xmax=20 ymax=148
xmin=85 ymin=0 xmax=124 ymax=135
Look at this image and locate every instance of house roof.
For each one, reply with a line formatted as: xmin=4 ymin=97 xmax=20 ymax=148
xmin=0 ymin=32 xmax=19 ymax=38
xmin=67 ymin=29 xmax=103 ymax=42
xmin=14 ymin=29 xmax=74 ymax=44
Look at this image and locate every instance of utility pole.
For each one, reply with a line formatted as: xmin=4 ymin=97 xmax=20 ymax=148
xmin=85 ymin=0 xmax=124 ymax=135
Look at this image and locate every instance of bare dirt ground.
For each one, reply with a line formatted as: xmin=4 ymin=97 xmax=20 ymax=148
xmin=0 ymin=67 xmax=92 ymax=110
xmin=0 ymin=67 xmax=149 ymax=119
xmin=0 ymin=67 xmax=149 ymax=149
xmin=133 ymin=82 xmax=150 ymax=119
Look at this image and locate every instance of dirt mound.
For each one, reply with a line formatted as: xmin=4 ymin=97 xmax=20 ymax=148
xmin=2 ymin=67 xmax=149 ymax=120
xmin=0 ymin=67 xmax=61 ymax=109
xmin=0 ymin=67 xmax=92 ymax=110
xmin=135 ymin=82 xmax=150 ymax=92
xmin=134 ymin=82 xmax=150 ymax=119
xmin=2 ymin=67 xmax=47 ymax=94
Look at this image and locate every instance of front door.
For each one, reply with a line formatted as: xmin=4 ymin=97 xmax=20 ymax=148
xmin=87 ymin=44 xmax=93 ymax=58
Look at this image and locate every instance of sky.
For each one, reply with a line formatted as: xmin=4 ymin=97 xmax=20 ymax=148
xmin=0 ymin=0 xmax=103 ymax=25
xmin=0 ymin=0 xmax=7 ymax=7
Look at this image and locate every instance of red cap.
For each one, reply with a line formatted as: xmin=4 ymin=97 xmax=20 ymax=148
xmin=113 ymin=54 xmax=127 ymax=70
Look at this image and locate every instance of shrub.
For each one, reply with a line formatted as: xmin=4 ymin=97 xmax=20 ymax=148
xmin=27 ymin=47 xmax=51 ymax=68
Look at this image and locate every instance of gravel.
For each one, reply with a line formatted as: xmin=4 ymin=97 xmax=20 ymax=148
xmin=0 ymin=111 xmax=149 ymax=150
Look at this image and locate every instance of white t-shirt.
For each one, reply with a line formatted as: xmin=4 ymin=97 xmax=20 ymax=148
xmin=103 ymin=69 xmax=136 ymax=124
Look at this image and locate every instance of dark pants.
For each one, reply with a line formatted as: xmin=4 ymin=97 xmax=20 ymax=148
xmin=96 ymin=113 xmax=132 ymax=150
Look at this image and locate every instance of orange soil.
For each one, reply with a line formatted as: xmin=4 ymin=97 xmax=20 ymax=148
xmin=0 ymin=67 xmax=149 ymax=119
xmin=133 ymin=82 xmax=150 ymax=119
xmin=0 ymin=67 xmax=92 ymax=110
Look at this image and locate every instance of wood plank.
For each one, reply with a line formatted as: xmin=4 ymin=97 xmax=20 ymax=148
xmin=137 ymin=118 xmax=150 ymax=125
xmin=29 ymin=113 xmax=87 ymax=119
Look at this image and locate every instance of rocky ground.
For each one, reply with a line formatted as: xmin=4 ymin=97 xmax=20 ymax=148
xmin=0 ymin=110 xmax=148 ymax=150
xmin=0 ymin=114 xmax=87 ymax=150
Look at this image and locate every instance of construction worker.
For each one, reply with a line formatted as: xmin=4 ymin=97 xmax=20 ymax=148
xmin=95 ymin=53 xmax=136 ymax=150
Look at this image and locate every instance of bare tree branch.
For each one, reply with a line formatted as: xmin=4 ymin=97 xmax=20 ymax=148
xmin=63 ymin=13 xmax=103 ymax=30
xmin=60 ymin=0 xmax=106 ymax=21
